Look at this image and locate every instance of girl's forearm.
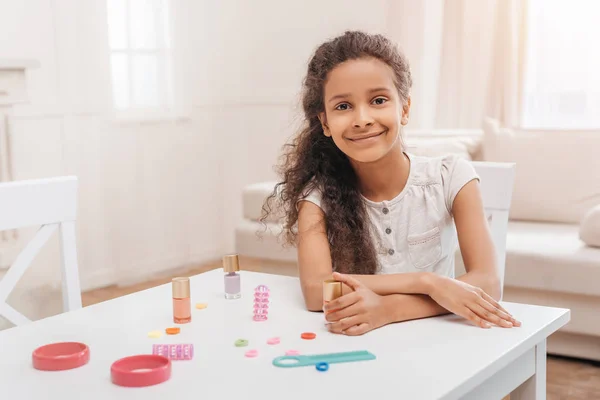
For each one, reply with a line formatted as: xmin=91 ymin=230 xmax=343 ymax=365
xmin=382 ymin=292 xmax=450 ymax=322
xmin=302 ymin=268 xmax=500 ymax=312
xmin=302 ymin=271 xmax=433 ymax=311
xmin=347 ymin=269 xmax=500 ymax=300
xmin=345 ymin=272 xmax=433 ymax=296
xmin=381 ymin=271 xmax=502 ymax=324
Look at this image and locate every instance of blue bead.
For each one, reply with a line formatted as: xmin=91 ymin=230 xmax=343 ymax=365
xmin=315 ymin=362 xmax=329 ymax=372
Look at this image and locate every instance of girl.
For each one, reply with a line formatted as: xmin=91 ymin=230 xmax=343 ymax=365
xmin=262 ymin=31 xmax=521 ymax=336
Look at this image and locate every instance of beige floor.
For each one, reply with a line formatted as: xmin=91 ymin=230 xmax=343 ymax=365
xmin=82 ymin=256 xmax=600 ymax=400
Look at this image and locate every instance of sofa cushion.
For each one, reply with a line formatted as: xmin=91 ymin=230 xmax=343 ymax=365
xmin=235 ymin=219 xmax=297 ymax=263
xmin=580 ymin=205 xmax=600 ymax=248
xmin=482 ymin=118 xmax=600 ymax=224
xmin=404 ymin=133 xmax=482 ymax=161
xmin=504 ymin=221 xmax=600 ymax=296
xmin=243 ymin=181 xmax=281 ymax=223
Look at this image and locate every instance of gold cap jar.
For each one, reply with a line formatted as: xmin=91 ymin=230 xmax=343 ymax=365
xmin=172 ymin=277 xmax=190 ymax=298
xmin=323 ymin=279 xmax=342 ymax=302
xmin=223 ymin=254 xmax=240 ymax=273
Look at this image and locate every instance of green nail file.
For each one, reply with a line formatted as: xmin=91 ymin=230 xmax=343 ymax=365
xmin=272 ymin=350 xmax=376 ymax=368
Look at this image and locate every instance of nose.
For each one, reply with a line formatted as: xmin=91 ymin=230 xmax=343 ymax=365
xmin=353 ymin=106 xmax=374 ymax=129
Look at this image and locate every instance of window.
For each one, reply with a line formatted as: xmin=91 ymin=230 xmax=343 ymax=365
xmin=106 ymin=0 xmax=173 ymax=112
xmin=522 ymin=0 xmax=600 ymax=129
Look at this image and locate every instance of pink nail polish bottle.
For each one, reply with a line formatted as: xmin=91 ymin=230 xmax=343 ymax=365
xmin=172 ymin=277 xmax=191 ymax=324
xmin=223 ymin=254 xmax=241 ymax=299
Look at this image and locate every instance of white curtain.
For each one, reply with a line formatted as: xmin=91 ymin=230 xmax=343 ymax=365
xmin=387 ymin=0 xmax=527 ymax=129
xmin=521 ymin=0 xmax=600 ymax=129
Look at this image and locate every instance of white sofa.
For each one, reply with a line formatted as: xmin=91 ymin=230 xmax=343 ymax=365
xmin=235 ymin=120 xmax=600 ymax=361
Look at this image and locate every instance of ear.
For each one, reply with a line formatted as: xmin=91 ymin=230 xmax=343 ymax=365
xmin=318 ymin=112 xmax=331 ymax=137
xmin=401 ymin=96 xmax=411 ymax=126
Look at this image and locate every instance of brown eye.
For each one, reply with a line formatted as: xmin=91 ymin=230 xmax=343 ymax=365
xmin=372 ymin=97 xmax=387 ymax=105
xmin=335 ymin=103 xmax=350 ymax=111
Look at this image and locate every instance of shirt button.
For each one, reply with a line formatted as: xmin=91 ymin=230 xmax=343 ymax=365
xmin=382 ymin=207 xmax=389 ymax=214
xmin=388 ymin=249 xmax=395 ymax=255
xmin=385 ymin=228 xmax=392 ymax=234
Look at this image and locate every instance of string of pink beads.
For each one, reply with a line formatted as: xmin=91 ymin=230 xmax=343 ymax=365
xmin=253 ymin=284 xmax=270 ymax=321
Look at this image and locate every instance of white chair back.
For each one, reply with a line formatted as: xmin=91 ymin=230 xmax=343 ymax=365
xmin=0 ymin=176 xmax=82 ymax=326
xmin=471 ymin=162 xmax=516 ymax=300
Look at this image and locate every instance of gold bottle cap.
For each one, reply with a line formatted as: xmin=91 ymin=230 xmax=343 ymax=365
xmin=223 ymin=254 xmax=240 ymax=273
xmin=172 ymin=277 xmax=190 ymax=298
xmin=323 ymin=280 xmax=342 ymax=302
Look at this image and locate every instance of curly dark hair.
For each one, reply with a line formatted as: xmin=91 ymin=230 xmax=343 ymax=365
xmin=261 ymin=30 xmax=412 ymax=275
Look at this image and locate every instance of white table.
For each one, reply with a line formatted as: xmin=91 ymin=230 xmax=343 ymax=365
xmin=0 ymin=270 xmax=570 ymax=399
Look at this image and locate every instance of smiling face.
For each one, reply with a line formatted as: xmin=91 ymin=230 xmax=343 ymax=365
xmin=319 ymin=57 xmax=410 ymax=164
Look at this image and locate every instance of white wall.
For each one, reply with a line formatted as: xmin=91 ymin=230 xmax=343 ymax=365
xmin=0 ymin=0 xmax=221 ymax=328
xmin=0 ymin=0 xmax=396 ymax=326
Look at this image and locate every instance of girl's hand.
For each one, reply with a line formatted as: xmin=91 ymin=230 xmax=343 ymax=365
xmin=429 ymin=276 xmax=521 ymax=328
xmin=323 ymin=272 xmax=390 ymax=336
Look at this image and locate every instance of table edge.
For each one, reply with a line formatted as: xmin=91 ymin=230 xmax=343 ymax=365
xmin=440 ymin=308 xmax=570 ymax=399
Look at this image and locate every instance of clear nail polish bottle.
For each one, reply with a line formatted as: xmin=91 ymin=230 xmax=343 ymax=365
xmin=223 ymin=254 xmax=241 ymax=299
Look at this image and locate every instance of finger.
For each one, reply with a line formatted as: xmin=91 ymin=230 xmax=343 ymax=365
xmin=471 ymin=302 xmax=513 ymax=328
xmin=481 ymin=292 xmax=521 ymax=327
xmin=323 ymin=291 xmax=360 ymax=313
xmin=332 ymin=272 xmax=362 ymax=291
xmin=463 ymin=308 xmax=492 ymax=329
xmin=343 ymin=323 xmax=370 ymax=336
xmin=479 ymin=291 xmax=511 ymax=316
xmin=325 ymin=302 xmax=362 ymax=322
xmin=478 ymin=297 xmax=516 ymax=327
xmin=327 ymin=315 xmax=362 ymax=334
xmin=473 ymin=292 xmax=514 ymax=327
